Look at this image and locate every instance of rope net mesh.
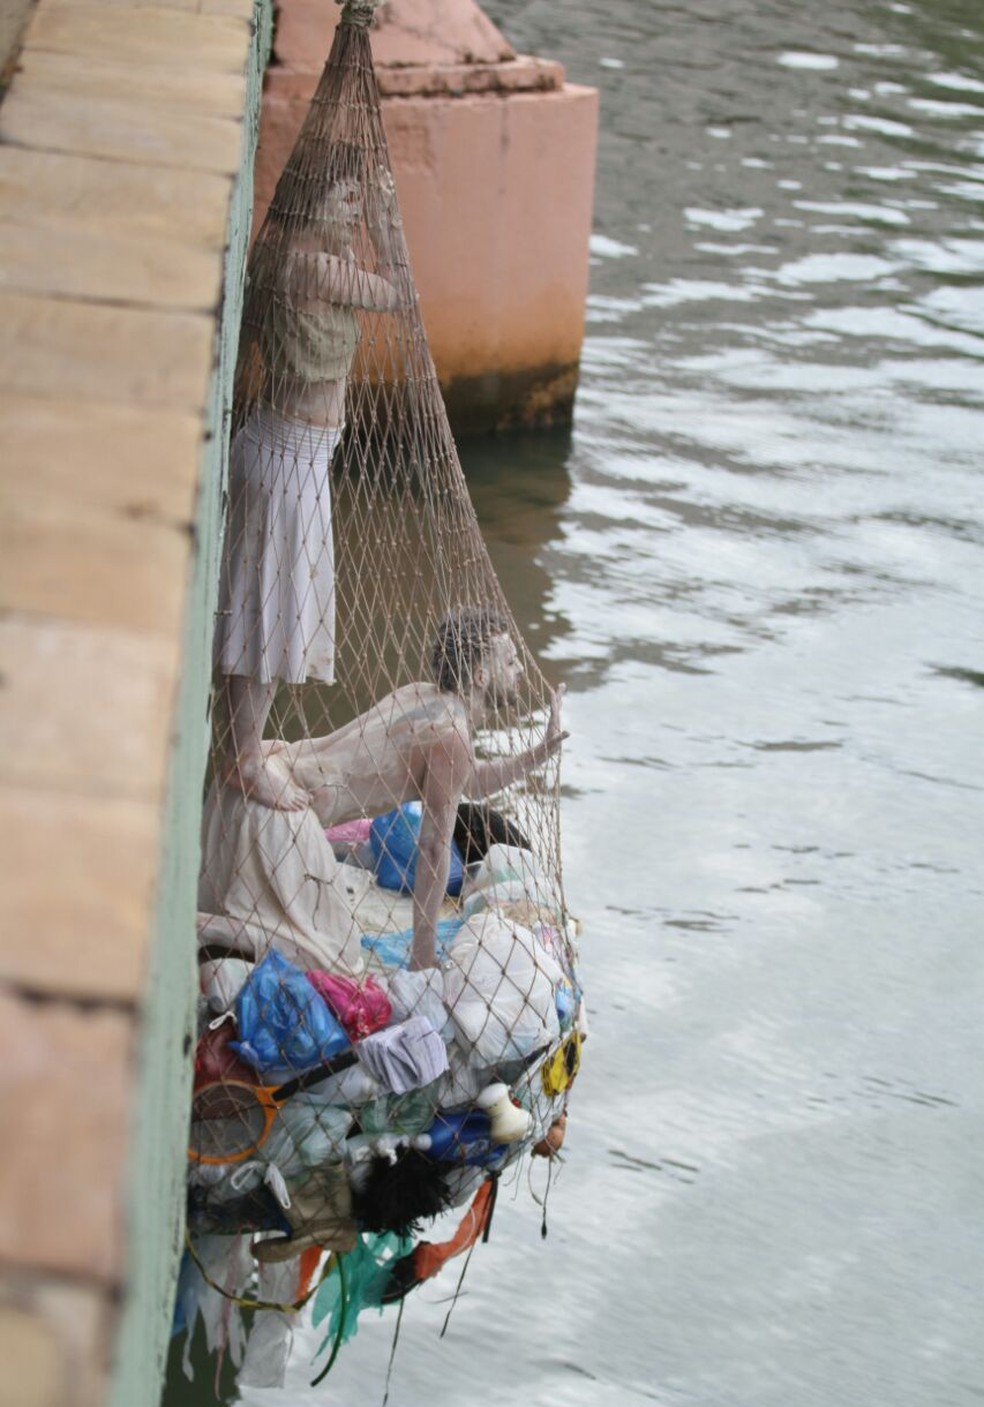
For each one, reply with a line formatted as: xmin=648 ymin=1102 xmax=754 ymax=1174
xmin=185 ymin=6 xmax=581 ymax=1350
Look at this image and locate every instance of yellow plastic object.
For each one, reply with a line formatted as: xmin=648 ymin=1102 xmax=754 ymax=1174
xmin=541 ymin=1032 xmax=581 ymax=1096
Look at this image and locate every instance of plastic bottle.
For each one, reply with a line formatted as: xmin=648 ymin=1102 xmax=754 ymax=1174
xmin=476 ymin=1083 xmax=534 ymax=1142
xmin=414 ymin=1111 xmax=508 ymax=1167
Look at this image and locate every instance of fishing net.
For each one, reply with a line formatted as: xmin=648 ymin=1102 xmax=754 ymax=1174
xmin=182 ymin=0 xmax=583 ymax=1381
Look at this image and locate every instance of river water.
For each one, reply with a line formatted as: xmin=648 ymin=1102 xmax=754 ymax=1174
xmin=203 ymin=1 xmax=984 ymax=1403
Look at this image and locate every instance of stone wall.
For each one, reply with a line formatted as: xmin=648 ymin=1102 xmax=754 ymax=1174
xmin=0 ymin=1 xmax=271 ymax=1403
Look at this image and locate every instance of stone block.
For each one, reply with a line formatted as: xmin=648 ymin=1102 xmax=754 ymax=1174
xmin=0 ymin=1280 xmax=113 ymax=1407
xmin=0 ymin=493 xmax=191 ymax=634
xmin=0 ymin=292 xmax=215 ymax=409
xmin=0 ymin=615 xmax=178 ymax=804
xmin=53 ymin=0 xmax=201 ymax=11
xmin=15 ymin=46 xmax=247 ymax=117
xmin=200 ymin=0 xmax=257 ymax=16
xmin=0 ymin=148 xmax=234 ymax=251
xmin=0 ymin=991 xmax=132 ymax=1282
xmin=273 ymin=0 xmax=514 ymax=76
xmin=0 ymin=1300 xmax=64 ymax=1407
xmin=0 ymin=217 xmax=223 ymax=312
xmin=0 ymin=0 xmax=35 ymax=83
xmin=0 ymin=392 xmax=203 ymax=522
xmin=376 ymin=54 xmax=564 ymax=98
xmin=21 ymin=3 xmax=252 ymax=73
xmin=0 ymin=85 xmax=245 ymax=174
xmin=0 ymin=785 xmax=159 ymax=1002
xmin=385 ymin=85 xmax=598 ymax=373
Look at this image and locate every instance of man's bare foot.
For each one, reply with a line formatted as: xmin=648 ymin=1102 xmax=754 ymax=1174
xmin=220 ymin=748 xmax=311 ymax=812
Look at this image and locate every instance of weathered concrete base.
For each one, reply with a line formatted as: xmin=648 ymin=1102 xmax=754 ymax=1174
xmin=255 ymin=0 xmax=598 ymax=434
xmin=443 ymin=360 xmax=581 ymax=437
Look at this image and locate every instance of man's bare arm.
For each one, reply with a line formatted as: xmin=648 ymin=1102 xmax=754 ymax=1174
xmin=287 ymin=250 xmax=400 ymax=311
xmin=470 ymin=684 xmax=568 ymax=799
xmin=411 ymin=727 xmax=474 ymax=970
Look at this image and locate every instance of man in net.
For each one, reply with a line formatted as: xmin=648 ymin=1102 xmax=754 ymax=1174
xmin=214 ymin=146 xmax=402 ymax=812
xmin=253 ymin=606 xmax=567 ymax=970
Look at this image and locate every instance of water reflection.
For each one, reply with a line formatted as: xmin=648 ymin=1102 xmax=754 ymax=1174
xmin=458 ymin=425 xmax=574 ymax=665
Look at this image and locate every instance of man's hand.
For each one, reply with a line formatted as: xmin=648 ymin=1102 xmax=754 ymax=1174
xmin=376 ymin=166 xmax=402 ymax=224
xmin=468 ymin=681 xmax=569 ymax=798
xmin=544 ymin=682 xmax=569 ymax=757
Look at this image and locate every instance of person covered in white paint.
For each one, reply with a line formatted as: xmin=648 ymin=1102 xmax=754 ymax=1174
xmin=202 ymin=607 xmax=567 ymax=974
xmin=214 ymin=144 xmax=402 ymax=811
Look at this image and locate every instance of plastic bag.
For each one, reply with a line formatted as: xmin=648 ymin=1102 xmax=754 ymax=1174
xmin=199 ymin=957 xmax=254 ymax=1013
xmin=238 ymin=1258 xmax=300 ymax=1389
xmin=360 ymin=916 xmax=463 ymax=969
xmin=369 ymin=802 xmax=464 ymax=896
xmin=443 ymin=912 xmax=562 ymax=1066
xmin=230 ymin=948 xmax=350 ymax=1081
xmin=260 ymin=1095 xmax=354 ymax=1180
xmin=461 ymin=842 xmax=548 ymax=899
xmin=306 ymin=971 xmax=392 ymax=1041
xmin=312 ymin=1230 xmax=412 ymax=1355
xmin=385 ymin=967 xmax=450 ymax=1034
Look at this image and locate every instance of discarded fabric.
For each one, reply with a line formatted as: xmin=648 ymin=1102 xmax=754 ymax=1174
xmin=355 ymin=1015 xmax=449 ymax=1093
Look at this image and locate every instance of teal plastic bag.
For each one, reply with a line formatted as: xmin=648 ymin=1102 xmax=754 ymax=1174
xmin=312 ymin=1230 xmax=413 ymax=1359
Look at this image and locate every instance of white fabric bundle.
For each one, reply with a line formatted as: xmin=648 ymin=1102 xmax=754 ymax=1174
xmin=199 ymin=783 xmax=365 ymax=976
xmin=443 ymin=911 xmax=562 ymax=1067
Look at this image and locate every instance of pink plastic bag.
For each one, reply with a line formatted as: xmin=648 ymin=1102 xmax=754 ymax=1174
xmin=306 ymin=971 xmax=392 ymax=1042
xmin=324 ymin=819 xmax=372 ymax=845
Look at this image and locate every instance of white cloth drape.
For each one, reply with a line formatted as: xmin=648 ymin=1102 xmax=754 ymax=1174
xmin=198 ymin=784 xmax=366 ymax=977
xmin=215 ymin=408 xmax=341 ymax=685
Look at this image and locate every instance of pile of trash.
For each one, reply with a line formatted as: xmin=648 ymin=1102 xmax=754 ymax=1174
xmin=177 ymin=804 xmax=583 ymax=1388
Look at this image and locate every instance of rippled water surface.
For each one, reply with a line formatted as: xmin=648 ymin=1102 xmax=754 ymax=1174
xmin=224 ymin=3 xmax=984 ymax=1404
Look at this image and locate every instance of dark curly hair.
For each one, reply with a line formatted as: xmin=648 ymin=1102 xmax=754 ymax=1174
xmin=431 ymin=606 xmax=510 ymax=694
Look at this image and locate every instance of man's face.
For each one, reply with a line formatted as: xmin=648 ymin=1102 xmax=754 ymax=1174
xmin=479 ymin=633 xmax=524 ymax=708
xmin=322 ymin=180 xmax=362 ymax=238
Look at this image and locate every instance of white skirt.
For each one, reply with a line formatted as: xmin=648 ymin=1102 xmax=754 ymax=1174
xmin=215 ymin=409 xmax=342 ymax=685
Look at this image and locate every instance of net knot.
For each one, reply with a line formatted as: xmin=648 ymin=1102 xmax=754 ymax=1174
xmin=338 ymin=0 xmax=380 ymax=27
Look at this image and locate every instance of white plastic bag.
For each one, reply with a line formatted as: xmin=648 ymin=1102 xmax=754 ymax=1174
xmin=260 ymin=1095 xmax=353 ymax=1181
xmin=384 ymin=966 xmax=451 ymax=1034
xmin=442 ymin=912 xmax=562 ymax=1066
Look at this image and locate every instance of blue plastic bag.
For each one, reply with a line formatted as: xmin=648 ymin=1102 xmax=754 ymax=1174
xmin=360 ymin=916 xmax=463 ymax=968
xmin=230 ymin=949 xmax=350 ymax=1081
xmin=369 ymin=802 xmax=464 ymax=896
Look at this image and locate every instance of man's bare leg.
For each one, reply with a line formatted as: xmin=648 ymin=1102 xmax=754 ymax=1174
xmin=219 ymin=674 xmax=311 ymax=811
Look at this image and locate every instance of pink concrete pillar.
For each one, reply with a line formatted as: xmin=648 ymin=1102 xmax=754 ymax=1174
xmin=254 ymin=0 xmax=598 ymax=433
